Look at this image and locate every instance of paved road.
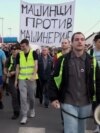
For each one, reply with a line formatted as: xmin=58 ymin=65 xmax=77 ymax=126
xmin=0 ymin=94 xmax=95 ymax=133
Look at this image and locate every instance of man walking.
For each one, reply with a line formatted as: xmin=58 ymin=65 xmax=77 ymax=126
xmin=15 ymin=39 xmax=38 ymax=124
xmin=4 ymin=45 xmax=20 ymax=119
xmin=89 ymin=33 xmax=100 ymax=133
xmin=38 ymin=47 xmax=53 ymax=107
xmin=49 ymin=32 xmax=96 ymax=133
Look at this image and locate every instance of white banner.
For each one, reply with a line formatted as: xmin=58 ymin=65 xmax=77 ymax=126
xmin=20 ymin=0 xmax=75 ymax=46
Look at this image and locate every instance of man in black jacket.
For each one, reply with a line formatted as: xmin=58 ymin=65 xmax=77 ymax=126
xmin=38 ymin=47 xmax=53 ymax=108
xmin=49 ymin=32 xmax=99 ymax=133
xmin=89 ymin=33 xmax=100 ymax=133
xmin=4 ymin=45 xmax=20 ymax=119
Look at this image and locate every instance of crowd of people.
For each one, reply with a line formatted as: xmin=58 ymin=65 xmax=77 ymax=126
xmin=0 ymin=32 xmax=100 ymax=133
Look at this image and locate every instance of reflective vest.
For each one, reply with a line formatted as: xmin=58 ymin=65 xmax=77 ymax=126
xmin=54 ymin=58 xmax=64 ymax=89
xmin=89 ymin=50 xmax=97 ymax=102
xmin=54 ymin=56 xmax=97 ymax=98
xmin=54 ymin=52 xmax=63 ymax=89
xmin=93 ymin=57 xmax=97 ymax=101
xmin=57 ymin=52 xmax=62 ymax=59
xmin=18 ymin=50 xmax=35 ymax=80
xmin=8 ymin=55 xmax=13 ymax=71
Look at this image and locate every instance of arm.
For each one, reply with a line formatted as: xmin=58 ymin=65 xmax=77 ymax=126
xmin=30 ymin=51 xmax=38 ymax=80
xmin=2 ymin=58 xmax=7 ymax=81
xmin=2 ymin=51 xmax=6 ymax=75
xmin=14 ymin=64 xmax=20 ymax=88
xmin=15 ymin=64 xmax=20 ymax=81
xmin=49 ymin=56 xmax=64 ymax=108
xmin=33 ymin=59 xmax=38 ymax=77
xmin=4 ymin=57 xmax=14 ymax=77
xmin=3 ymin=64 xmax=10 ymax=78
xmin=14 ymin=54 xmax=20 ymax=88
xmin=30 ymin=59 xmax=38 ymax=81
xmin=49 ymin=77 xmax=60 ymax=109
xmin=4 ymin=60 xmax=8 ymax=76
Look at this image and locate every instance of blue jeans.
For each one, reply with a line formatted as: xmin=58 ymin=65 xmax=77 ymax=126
xmin=61 ymin=103 xmax=92 ymax=133
xmin=43 ymin=83 xmax=49 ymax=106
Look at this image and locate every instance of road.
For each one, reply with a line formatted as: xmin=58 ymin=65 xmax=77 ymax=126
xmin=0 ymin=93 xmax=95 ymax=133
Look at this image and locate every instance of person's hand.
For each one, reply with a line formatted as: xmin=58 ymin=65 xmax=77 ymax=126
xmin=7 ymin=72 xmax=11 ymax=77
xmin=10 ymin=71 xmax=15 ymax=76
xmin=29 ymin=74 xmax=36 ymax=81
xmin=51 ymin=100 xmax=60 ymax=109
xmin=29 ymin=76 xmax=35 ymax=81
xmin=14 ymin=80 xmax=18 ymax=89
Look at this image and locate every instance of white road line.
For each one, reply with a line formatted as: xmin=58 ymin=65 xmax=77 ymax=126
xmin=18 ymin=128 xmax=92 ymax=133
xmin=18 ymin=127 xmax=45 ymax=133
xmin=85 ymin=130 xmax=92 ymax=133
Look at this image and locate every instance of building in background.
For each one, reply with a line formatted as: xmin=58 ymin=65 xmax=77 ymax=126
xmin=0 ymin=37 xmax=18 ymax=43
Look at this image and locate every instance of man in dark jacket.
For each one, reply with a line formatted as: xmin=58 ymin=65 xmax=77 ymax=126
xmin=4 ymin=45 xmax=20 ymax=119
xmin=49 ymin=32 xmax=99 ymax=133
xmin=38 ymin=46 xmax=53 ymax=108
xmin=89 ymin=33 xmax=100 ymax=133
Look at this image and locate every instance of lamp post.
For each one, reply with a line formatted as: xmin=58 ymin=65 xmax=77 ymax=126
xmin=8 ymin=27 xmax=12 ymax=36
xmin=0 ymin=17 xmax=4 ymax=43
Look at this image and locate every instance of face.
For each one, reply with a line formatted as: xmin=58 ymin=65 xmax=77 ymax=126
xmin=20 ymin=43 xmax=28 ymax=52
xmin=72 ymin=34 xmax=85 ymax=51
xmin=95 ymin=39 xmax=100 ymax=49
xmin=36 ymin=49 xmax=40 ymax=54
xmin=42 ymin=47 xmax=49 ymax=56
xmin=11 ymin=49 xmax=18 ymax=57
xmin=61 ymin=39 xmax=71 ymax=50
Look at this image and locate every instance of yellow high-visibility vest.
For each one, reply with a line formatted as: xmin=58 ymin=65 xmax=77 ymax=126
xmin=18 ymin=50 xmax=35 ymax=80
xmin=93 ymin=57 xmax=97 ymax=101
xmin=54 ymin=56 xmax=97 ymax=96
xmin=54 ymin=58 xmax=64 ymax=89
xmin=8 ymin=55 xmax=13 ymax=71
xmin=88 ymin=50 xmax=97 ymax=101
xmin=57 ymin=52 xmax=62 ymax=59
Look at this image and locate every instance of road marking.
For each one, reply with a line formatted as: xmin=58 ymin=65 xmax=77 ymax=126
xmin=18 ymin=127 xmax=45 ymax=133
xmin=18 ymin=128 xmax=92 ymax=133
xmin=85 ymin=130 xmax=92 ymax=133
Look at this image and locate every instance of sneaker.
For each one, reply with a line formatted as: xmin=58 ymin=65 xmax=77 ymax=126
xmin=93 ymin=125 xmax=100 ymax=133
xmin=11 ymin=115 xmax=19 ymax=120
xmin=29 ymin=109 xmax=35 ymax=118
xmin=11 ymin=111 xmax=20 ymax=120
xmin=0 ymin=101 xmax=4 ymax=109
xmin=20 ymin=117 xmax=27 ymax=124
xmin=44 ymin=103 xmax=48 ymax=108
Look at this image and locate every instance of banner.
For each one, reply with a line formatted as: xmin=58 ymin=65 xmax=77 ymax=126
xmin=20 ymin=0 xmax=75 ymax=46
